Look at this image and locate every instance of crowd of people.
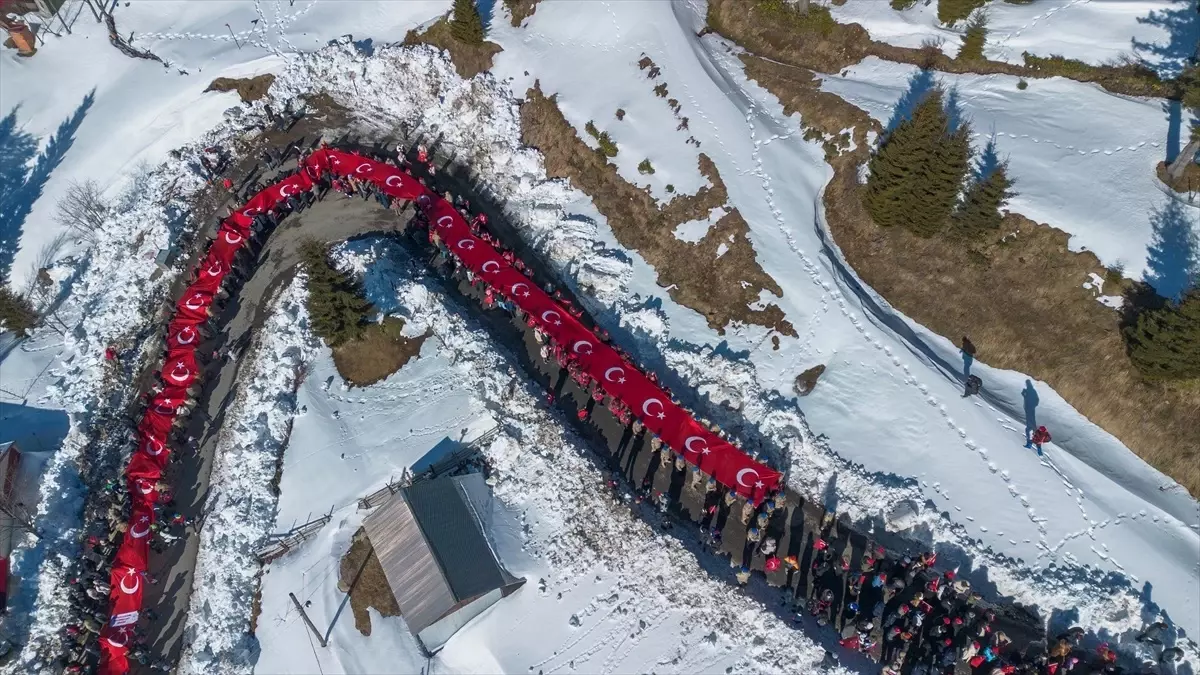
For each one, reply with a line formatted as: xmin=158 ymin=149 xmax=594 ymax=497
xmin=52 ymin=130 xmax=1177 ymax=675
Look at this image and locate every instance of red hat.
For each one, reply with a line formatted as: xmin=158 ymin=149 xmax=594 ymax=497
xmin=943 ymin=638 xmax=953 ymax=647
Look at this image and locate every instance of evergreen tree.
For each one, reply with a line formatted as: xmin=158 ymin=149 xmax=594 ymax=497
xmin=450 ymin=0 xmax=485 ymax=45
xmin=1124 ymin=290 xmax=1200 ymax=381
xmin=0 ymin=285 xmax=37 ymax=336
xmin=299 ymin=240 xmax=375 ymax=347
xmin=956 ymin=10 xmax=987 ymax=61
xmin=865 ymin=88 xmax=971 ymax=237
xmin=950 ymin=140 xmax=1015 ymax=240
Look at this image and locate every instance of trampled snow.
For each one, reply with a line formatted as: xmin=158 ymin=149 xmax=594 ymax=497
xmin=3 ymin=0 xmax=1199 ymax=670
xmin=253 ymin=238 xmax=849 ymax=675
xmin=178 ymin=275 xmax=320 ymax=674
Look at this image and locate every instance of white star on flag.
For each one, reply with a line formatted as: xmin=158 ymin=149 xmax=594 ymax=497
xmin=655 ymin=412 xmax=665 ymax=419
xmin=617 ymin=377 xmax=626 ymax=384
xmin=754 ymin=480 xmax=764 ymax=489
xmin=701 ymin=448 xmax=711 ymax=455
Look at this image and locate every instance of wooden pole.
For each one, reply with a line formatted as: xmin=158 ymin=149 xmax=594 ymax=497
xmin=290 ymin=592 xmax=328 ymax=647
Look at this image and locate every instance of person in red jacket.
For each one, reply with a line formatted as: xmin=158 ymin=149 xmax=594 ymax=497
xmin=1028 ymin=425 xmax=1051 ymax=456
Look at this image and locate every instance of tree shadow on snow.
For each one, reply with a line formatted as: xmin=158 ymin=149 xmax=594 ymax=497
xmin=1132 ymin=0 xmax=1200 ymax=78
xmin=0 ymin=89 xmax=95 ymax=282
xmin=1142 ymin=195 xmax=1200 ymax=302
xmin=884 ymin=68 xmax=936 ymax=135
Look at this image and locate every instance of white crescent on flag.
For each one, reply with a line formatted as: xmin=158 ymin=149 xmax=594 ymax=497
xmin=604 ymin=366 xmax=626 ymax=384
xmin=184 ymin=294 xmax=204 ymax=311
xmin=136 ymin=479 xmax=154 ymax=495
xmin=175 ymin=327 xmax=196 ymax=345
xmin=241 ymin=207 xmax=262 ymax=217
xmin=355 ymin=162 xmax=372 ymax=175
xmin=684 ymin=436 xmax=708 ymax=455
xmin=386 ymin=175 xmax=403 ymax=187
xmin=130 ymin=518 xmax=151 ymax=539
xmin=572 ymin=340 xmax=593 ymax=355
xmin=436 ymin=215 xmax=454 ymax=229
xmin=206 ymin=261 xmax=223 ymax=277
xmin=280 ymin=184 xmax=297 ymax=197
xmin=145 ymin=438 xmax=164 ymax=456
xmin=481 ymin=260 xmax=500 ymax=274
xmin=736 ymin=467 xmax=760 ymax=488
xmin=153 ymin=400 xmax=176 ymax=415
xmin=641 ymin=398 xmax=665 ymax=419
xmin=541 ymin=310 xmax=562 ymax=326
xmin=168 ymin=364 xmax=191 ymax=384
xmin=106 ymin=632 xmax=129 ymax=649
xmin=457 ymin=239 xmax=476 ymax=250
xmin=120 ymin=571 xmax=140 ymax=595
xmin=511 ymin=282 xmax=530 ymax=297
xmin=224 ymin=231 xmax=243 ymax=245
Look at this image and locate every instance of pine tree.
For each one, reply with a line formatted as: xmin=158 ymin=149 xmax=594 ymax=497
xmin=956 ymin=10 xmax=987 ymax=61
xmin=299 ymin=240 xmax=375 ymax=347
xmin=1124 ymin=291 xmax=1200 ymax=381
xmin=950 ymin=141 xmax=1015 ymax=240
xmin=865 ymin=88 xmax=971 ymax=237
xmin=450 ymin=0 xmax=485 ymax=45
xmin=0 ymin=285 xmax=37 ymax=337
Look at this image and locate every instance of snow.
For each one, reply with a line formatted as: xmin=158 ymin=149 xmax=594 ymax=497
xmin=819 ymin=56 xmax=1200 ymax=283
xmin=0 ymin=0 xmax=449 ymax=289
xmin=828 ymin=0 xmax=1200 ymax=76
xmin=178 ymin=275 xmax=320 ymax=673
xmin=3 ymin=0 xmax=1198 ymax=669
xmin=254 ymin=237 xmax=850 ymax=675
xmin=674 ymin=206 xmax=727 ymax=243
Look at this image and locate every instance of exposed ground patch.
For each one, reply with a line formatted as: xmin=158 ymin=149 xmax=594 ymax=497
xmin=339 ymin=528 xmax=401 ymax=636
xmin=205 ymin=74 xmax=276 ymax=102
xmin=741 ymin=55 xmax=1200 ymax=495
xmin=503 ymin=0 xmax=541 ymax=27
xmin=404 ymin=17 xmax=503 ymax=80
xmin=707 ymin=0 xmax=1186 ymax=101
xmin=520 ymin=86 xmax=794 ymax=337
xmin=332 ymin=316 xmax=429 ymax=387
xmin=1157 ymin=161 xmax=1200 ymax=196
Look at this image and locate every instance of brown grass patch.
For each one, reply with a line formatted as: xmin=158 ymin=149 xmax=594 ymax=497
xmin=741 ymin=55 xmax=1200 ymax=496
xmin=404 ymin=18 xmax=502 ymax=79
xmin=205 ymin=74 xmax=276 ymax=102
xmin=503 ymin=0 xmax=541 ymax=26
xmin=520 ymin=86 xmax=794 ymax=336
xmin=707 ymin=0 xmax=1183 ymax=100
xmin=339 ymin=528 xmax=401 ymax=636
xmin=332 ymin=317 xmax=428 ymax=387
xmin=1156 ymin=161 xmax=1200 ymax=196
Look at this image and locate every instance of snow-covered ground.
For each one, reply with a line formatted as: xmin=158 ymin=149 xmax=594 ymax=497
xmin=829 ymin=0 xmax=1200 ymax=76
xmin=178 ymin=275 xmax=321 ymax=674
xmin=819 ymin=55 xmax=1199 ymax=282
xmin=254 ymin=238 xmax=849 ymax=675
xmin=2 ymin=0 xmax=1198 ymax=670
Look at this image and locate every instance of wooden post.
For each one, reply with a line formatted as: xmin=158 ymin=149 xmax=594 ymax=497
xmin=290 ymin=593 xmax=328 ymax=647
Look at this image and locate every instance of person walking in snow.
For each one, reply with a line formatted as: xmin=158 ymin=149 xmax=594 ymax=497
xmin=1027 ymin=425 xmax=1051 ymax=455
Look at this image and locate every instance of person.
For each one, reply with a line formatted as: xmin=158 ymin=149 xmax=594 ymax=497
xmin=1028 ymin=425 xmax=1051 ymax=455
xmin=963 ymin=374 xmax=982 ymax=397
xmin=1136 ymin=621 xmax=1167 ymax=645
xmin=735 ymin=565 xmax=751 ymax=585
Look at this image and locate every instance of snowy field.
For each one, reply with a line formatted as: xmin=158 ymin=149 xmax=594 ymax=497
xmin=1 ymin=0 xmax=1198 ymax=671
xmin=829 ymin=0 xmax=1200 ymax=76
xmin=253 ymin=238 xmax=848 ymax=675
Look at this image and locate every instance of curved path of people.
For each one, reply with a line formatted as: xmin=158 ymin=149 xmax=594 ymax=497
xmin=67 ymin=131 xmax=1091 ymax=675
xmin=97 ymin=142 xmax=780 ymax=674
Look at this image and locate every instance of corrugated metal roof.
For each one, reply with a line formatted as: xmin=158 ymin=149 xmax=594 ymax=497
xmin=362 ymin=488 xmax=455 ymax=634
xmin=405 ymin=475 xmax=510 ymax=602
xmin=363 ymin=473 xmax=518 ymax=635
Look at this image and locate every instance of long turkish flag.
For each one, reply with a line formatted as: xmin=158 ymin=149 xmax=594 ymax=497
xmin=113 ymin=505 xmax=154 ymax=571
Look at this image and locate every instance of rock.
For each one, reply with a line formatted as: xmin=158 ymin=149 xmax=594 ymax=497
xmin=794 ymin=364 xmax=826 ymax=396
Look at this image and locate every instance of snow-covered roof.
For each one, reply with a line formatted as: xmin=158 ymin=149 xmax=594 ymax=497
xmin=363 ymin=473 xmax=519 ymax=636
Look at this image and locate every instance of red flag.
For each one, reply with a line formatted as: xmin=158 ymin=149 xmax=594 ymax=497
xmin=175 ymin=287 xmax=214 ymax=324
xmin=166 ymin=321 xmax=203 ymax=350
xmin=161 ymin=348 xmax=199 ymax=389
xmin=114 ymin=505 xmax=154 ymax=570
xmin=97 ymin=625 xmax=132 ymax=675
